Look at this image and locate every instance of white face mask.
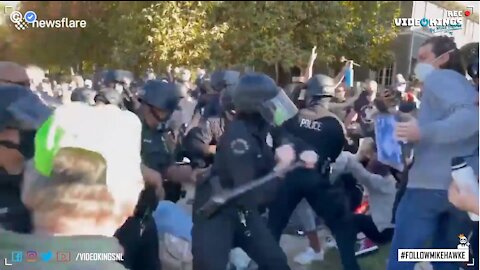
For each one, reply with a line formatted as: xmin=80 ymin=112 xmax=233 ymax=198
xmin=414 ymin=49 xmax=454 ymax=82
xmin=414 ymin=63 xmax=435 ymax=82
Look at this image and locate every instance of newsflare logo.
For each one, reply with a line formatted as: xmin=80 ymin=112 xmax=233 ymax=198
xmin=9 ymin=10 xmax=87 ymax=31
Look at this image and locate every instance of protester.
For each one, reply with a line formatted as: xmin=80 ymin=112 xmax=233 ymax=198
xmin=291 ymin=199 xmax=335 ymax=265
xmin=25 ymin=65 xmax=46 ymax=91
xmin=389 ymin=36 xmax=479 ymax=270
xmin=345 ymin=79 xmax=378 ymax=135
xmin=153 ymin=200 xmax=193 ymax=270
xmin=284 ymin=46 xmax=317 ymax=97
xmin=338 ymin=148 xmax=397 ymax=255
xmin=0 ymin=101 xmax=145 ymax=270
xmin=448 ymin=182 xmax=479 ymax=215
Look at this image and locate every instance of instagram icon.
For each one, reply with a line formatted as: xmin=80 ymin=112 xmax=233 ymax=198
xmin=26 ymin=251 xmax=38 ymax=262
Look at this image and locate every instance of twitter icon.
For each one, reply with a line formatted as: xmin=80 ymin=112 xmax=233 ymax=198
xmin=40 ymin=251 xmax=53 ymax=262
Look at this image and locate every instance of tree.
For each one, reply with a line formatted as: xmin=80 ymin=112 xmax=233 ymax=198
xmin=210 ymin=1 xmax=399 ymax=72
xmin=9 ymin=1 xmax=120 ymax=73
xmin=337 ymin=1 xmax=400 ymax=70
xmin=6 ymin=1 xmax=400 ymax=74
xmin=110 ymin=1 xmax=227 ymax=72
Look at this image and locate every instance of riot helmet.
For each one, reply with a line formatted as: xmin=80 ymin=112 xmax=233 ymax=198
xmin=219 ymin=83 xmax=236 ymax=115
xmin=468 ymin=57 xmax=479 ymax=83
xmin=0 ymin=84 xmax=52 ymax=131
xmin=140 ymin=80 xmax=182 ymax=130
xmin=71 ymin=87 xmax=96 ymax=105
xmin=460 ymin=42 xmax=479 ymax=80
xmin=233 ymin=73 xmax=298 ymax=126
xmin=102 ymin=69 xmax=134 ymax=93
xmin=210 ymin=70 xmax=240 ymax=92
xmin=0 ymin=84 xmax=51 ymax=160
xmin=197 ymin=74 xmax=214 ymax=94
xmin=305 ymin=74 xmax=335 ymax=98
xmin=94 ymin=87 xmax=124 ymax=108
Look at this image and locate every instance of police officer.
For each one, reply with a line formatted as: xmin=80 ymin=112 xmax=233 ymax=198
xmin=116 ymin=81 xmax=189 ymax=269
xmin=183 ymin=72 xmax=239 ymax=169
xmin=192 ymin=73 xmax=316 ymax=270
xmin=196 ymin=70 xmax=240 ymax=119
xmin=71 ymin=87 xmax=97 ymax=106
xmin=94 ymin=87 xmax=124 ymax=108
xmin=0 ymin=84 xmax=51 ymax=233
xmin=137 ymin=80 xmax=194 ymax=207
xmin=267 ymin=74 xmax=361 ymax=270
xmin=102 ymin=69 xmax=137 ymax=112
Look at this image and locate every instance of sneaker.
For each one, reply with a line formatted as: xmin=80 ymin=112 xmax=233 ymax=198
xmin=229 ymin=248 xmax=251 ymax=269
xmin=355 ymin=238 xmax=379 ymax=256
xmin=294 ymin=247 xmax=325 ymax=265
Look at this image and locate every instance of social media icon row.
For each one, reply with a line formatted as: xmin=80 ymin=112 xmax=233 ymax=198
xmin=10 ymin=251 xmax=70 ymax=263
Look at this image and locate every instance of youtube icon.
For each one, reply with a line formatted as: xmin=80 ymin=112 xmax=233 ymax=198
xmin=56 ymin=252 xmax=71 ymax=262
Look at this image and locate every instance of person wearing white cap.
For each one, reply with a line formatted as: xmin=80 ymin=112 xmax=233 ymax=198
xmin=0 ymin=103 xmax=145 ymax=270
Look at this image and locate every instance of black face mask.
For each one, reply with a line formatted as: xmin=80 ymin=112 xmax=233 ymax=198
xmin=0 ymin=167 xmax=22 ymax=189
xmin=0 ymin=130 xmax=36 ymax=160
xmin=0 ymin=130 xmax=35 ymax=189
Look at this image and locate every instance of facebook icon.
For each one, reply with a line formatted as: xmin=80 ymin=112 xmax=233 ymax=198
xmin=11 ymin=251 xmax=23 ymax=263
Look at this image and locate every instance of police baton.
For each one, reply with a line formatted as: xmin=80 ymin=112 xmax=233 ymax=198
xmin=197 ymin=161 xmax=304 ymax=217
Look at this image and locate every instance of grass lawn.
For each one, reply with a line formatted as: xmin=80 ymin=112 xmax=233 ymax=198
xmin=309 ymin=244 xmax=391 ymax=270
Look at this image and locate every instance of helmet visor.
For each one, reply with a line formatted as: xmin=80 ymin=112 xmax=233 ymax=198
xmin=259 ymin=90 xmax=298 ymax=126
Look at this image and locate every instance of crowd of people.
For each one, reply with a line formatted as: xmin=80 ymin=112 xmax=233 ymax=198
xmin=0 ymin=35 xmax=478 ymax=270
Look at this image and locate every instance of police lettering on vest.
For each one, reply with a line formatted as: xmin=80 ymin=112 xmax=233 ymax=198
xmin=299 ymin=118 xmax=323 ymax=131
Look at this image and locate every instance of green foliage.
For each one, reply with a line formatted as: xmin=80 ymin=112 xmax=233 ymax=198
xmin=7 ymin=1 xmax=400 ymax=73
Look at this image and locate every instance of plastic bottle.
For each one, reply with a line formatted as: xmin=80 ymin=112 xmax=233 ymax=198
xmin=344 ymin=66 xmax=354 ymax=88
xmin=451 ymin=157 xmax=479 ymax=221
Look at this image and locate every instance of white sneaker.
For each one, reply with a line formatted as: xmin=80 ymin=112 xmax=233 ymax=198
xmin=293 ymin=247 xmax=325 ymax=265
xmin=229 ymin=248 xmax=251 ymax=269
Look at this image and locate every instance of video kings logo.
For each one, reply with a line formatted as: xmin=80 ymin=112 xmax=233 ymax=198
xmin=393 ymin=6 xmax=474 ymax=35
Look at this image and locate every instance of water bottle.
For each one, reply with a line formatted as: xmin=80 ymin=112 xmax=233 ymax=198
xmin=344 ymin=66 xmax=354 ymax=88
xmin=451 ymin=157 xmax=479 ymax=221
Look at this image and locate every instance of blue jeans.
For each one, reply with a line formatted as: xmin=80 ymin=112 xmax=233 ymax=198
xmin=387 ymin=188 xmax=471 ymax=270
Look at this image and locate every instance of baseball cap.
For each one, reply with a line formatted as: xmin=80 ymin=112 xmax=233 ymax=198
xmin=34 ymin=103 xmax=143 ymax=201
